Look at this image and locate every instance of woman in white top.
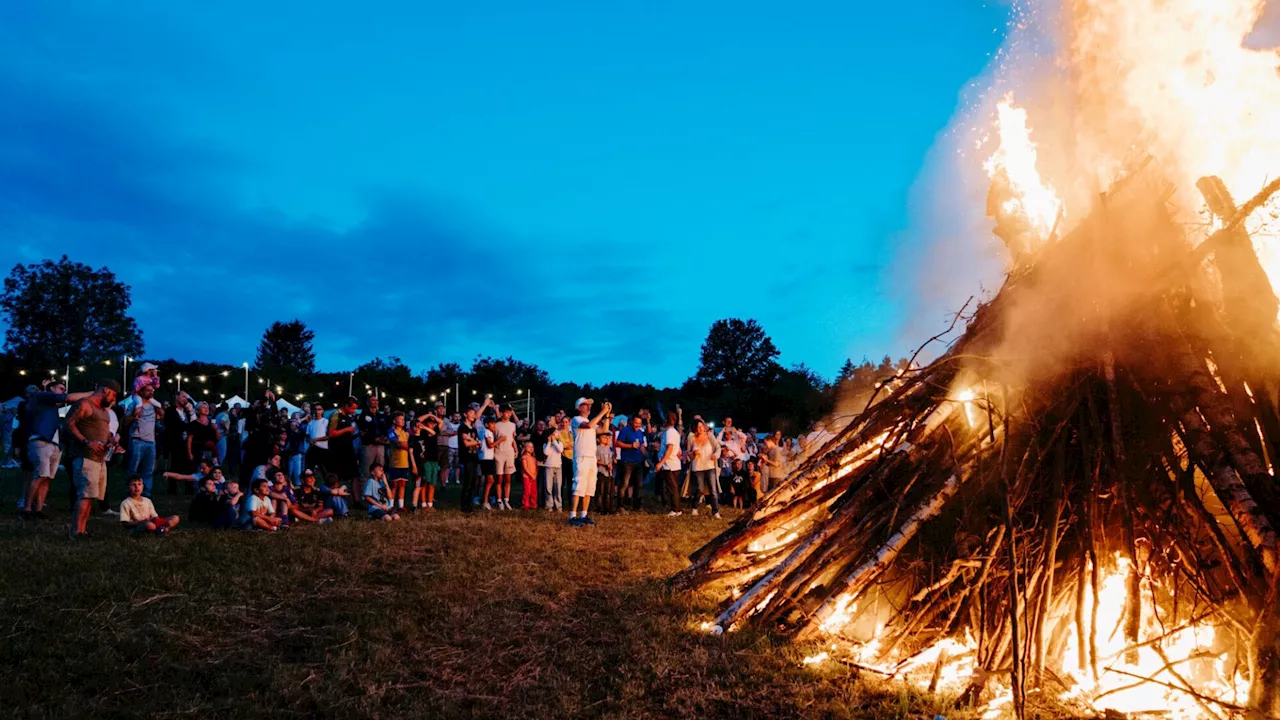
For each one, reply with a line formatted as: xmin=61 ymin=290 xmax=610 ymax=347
xmin=686 ymin=420 xmax=722 ymax=518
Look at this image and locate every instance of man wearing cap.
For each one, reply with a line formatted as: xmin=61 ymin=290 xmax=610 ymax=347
xmin=122 ymin=384 xmax=164 ymax=497
xmin=65 ymin=380 xmax=121 ymax=536
xmin=21 ymin=378 xmax=92 ymax=519
xmin=569 ymin=397 xmax=611 ymax=526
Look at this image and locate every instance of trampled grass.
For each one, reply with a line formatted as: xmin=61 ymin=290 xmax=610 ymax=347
xmin=0 ymin=467 xmax=982 ymax=719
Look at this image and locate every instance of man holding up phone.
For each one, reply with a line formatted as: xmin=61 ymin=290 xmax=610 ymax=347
xmin=569 ymin=397 xmax=611 ymax=526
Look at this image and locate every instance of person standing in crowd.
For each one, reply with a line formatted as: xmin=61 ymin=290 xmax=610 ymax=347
xmin=658 ymin=412 xmax=683 ymax=516
xmin=431 ymin=403 xmax=455 ymax=488
xmin=531 ymin=418 xmax=551 ymax=508
xmin=122 ymin=384 xmax=163 ymax=497
xmin=214 ymin=404 xmax=230 ymax=467
xmin=305 ymin=404 xmax=329 ymax=475
xmin=357 ymin=396 xmax=389 ymax=482
xmin=759 ymin=434 xmax=783 ymax=495
xmin=568 ymin=397 xmax=610 ymax=526
xmin=65 ymin=380 xmax=120 ymax=537
xmin=186 ymin=402 xmax=220 ymax=482
xmin=409 ymin=412 xmax=436 ymax=511
xmin=519 ymin=441 xmax=538 ymax=509
xmin=687 ymin=419 xmax=722 ymax=519
xmin=385 ymin=411 xmax=414 ymax=512
xmin=717 ymin=417 xmax=745 ymax=464
xmin=557 ymin=415 xmax=574 ymax=512
xmin=21 ymin=378 xmax=92 ymax=520
xmin=225 ymin=405 xmax=242 ymax=478
xmin=166 ymin=392 xmax=196 ymax=489
xmin=456 ymin=404 xmax=481 ymax=513
xmin=493 ymin=404 xmax=518 ymax=510
xmin=595 ymin=432 xmax=616 ymax=514
xmin=478 ymin=415 xmax=498 ymax=510
xmin=323 ymin=397 xmax=361 ymax=496
xmin=616 ymin=414 xmax=647 ymax=512
xmin=542 ymin=427 xmax=564 ymax=512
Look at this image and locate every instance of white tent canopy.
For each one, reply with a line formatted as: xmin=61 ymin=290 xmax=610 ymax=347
xmin=224 ymin=395 xmax=249 ymax=409
xmin=276 ymin=399 xmax=302 ymax=416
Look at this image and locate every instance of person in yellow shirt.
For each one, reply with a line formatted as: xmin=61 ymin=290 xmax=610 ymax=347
xmin=557 ymin=416 xmax=574 ymax=512
xmin=386 ymin=411 xmax=416 ymax=512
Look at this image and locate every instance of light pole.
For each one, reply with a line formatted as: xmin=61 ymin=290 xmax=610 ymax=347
xmin=348 ymin=372 xmax=354 ymax=398
xmin=122 ymin=356 xmax=130 ymax=390
xmin=242 ymin=362 xmax=249 ymax=398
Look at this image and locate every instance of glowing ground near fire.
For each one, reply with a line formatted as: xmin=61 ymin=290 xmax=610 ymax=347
xmin=678 ymin=1 xmax=1280 ymax=718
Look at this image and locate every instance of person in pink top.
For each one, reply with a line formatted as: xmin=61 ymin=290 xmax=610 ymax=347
xmin=132 ymin=362 xmax=161 ymax=395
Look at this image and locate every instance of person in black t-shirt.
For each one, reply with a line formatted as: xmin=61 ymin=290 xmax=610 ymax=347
xmin=357 ymin=396 xmax=390 ymax=482
xmin=324 ymin=397 xmax=361 ymax=491
xmin=456 ymin=406 xmax=481 ymax=513
xmin=293 ymin=469 xmax=335 ymax=523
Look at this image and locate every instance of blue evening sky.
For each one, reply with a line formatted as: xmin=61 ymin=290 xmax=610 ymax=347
xmin=0 ymin=1 xmax=1010 ymax=386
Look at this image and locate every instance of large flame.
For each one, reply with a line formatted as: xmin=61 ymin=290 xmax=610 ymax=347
xmin=984 ymin=95 xmax=1065 ymax=243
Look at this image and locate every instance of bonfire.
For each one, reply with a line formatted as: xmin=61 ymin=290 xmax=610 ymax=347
xmin=675 ymin=1 xmax=1280 ymax=718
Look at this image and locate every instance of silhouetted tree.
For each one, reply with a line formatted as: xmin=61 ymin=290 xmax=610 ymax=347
xmin=1 ymin=256 xmax=143 ymax=368
xmin=254 ymin=320 xmax=316 ymax=375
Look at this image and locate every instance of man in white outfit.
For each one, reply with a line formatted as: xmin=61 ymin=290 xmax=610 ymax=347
xmin=569 ymin=397 xmax=611 ymax=526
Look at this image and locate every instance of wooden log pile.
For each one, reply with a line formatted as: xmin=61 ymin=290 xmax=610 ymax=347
xmin=674 ymin=168 xmax=1280 ymax=718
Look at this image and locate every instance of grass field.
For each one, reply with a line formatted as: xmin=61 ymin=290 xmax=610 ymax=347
xmin=0 ymin=466 xmax=984 ymax=720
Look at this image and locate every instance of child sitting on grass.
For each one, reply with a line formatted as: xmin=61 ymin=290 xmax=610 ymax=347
xmin=162 ymin=459 xmax=215 ymax=493
xmin=363 ymin=463 xmax=400 ymax=521
xmin=219 ymin=480 xmax=244 ymax=528
xmin=322 ymin=472 xmax=351 ymax=518
xmin=189 ymin=476 xmax=222 ymax=526
xmin=293 ymin=469 xmax=335 ymax=524
xmin=268 ymin=469 xmax=296 ymax=526
xmin=520 ymin=441 xmax=538 ymax=509
xmin=119 ymin=475 xmax=181 ymax=535
xmin=241 ymin=478 xmax=283 ymax=531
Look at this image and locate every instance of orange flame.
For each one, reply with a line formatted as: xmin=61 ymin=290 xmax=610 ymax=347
xmin=984 ymin=95 xmax=1065 ymax=245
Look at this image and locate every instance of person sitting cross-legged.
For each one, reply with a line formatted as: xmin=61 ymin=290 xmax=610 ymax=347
xmin=293 ymin=469 xmax=335 ymax=524
xmin=119 ymin=475 xmax=181 ymax=536
xmin=241 ymin=478 xmax=283 ymax=531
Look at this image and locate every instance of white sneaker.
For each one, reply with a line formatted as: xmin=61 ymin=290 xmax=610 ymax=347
xmin=503 ymin=500 xmax=512 ymax=510
xmin=667 ymin=511 xmax=682 ymax=517
xmin=103 ymin=509 xmax=120 ymax=517
xmin=713 ymin=512 xmax=722 ymax=519
xmin=691 ymin=509 xmax=698 ymax=516
xmin=482 ymin=502 xmax=493 ymax=511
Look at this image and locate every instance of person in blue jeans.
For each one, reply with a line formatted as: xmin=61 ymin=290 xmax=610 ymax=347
xmin=122 ymin=385 xmax=164 ymax=496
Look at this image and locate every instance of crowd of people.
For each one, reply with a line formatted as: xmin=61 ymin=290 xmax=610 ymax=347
xmin=3 ymin=364 xmax=821 ymax=536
